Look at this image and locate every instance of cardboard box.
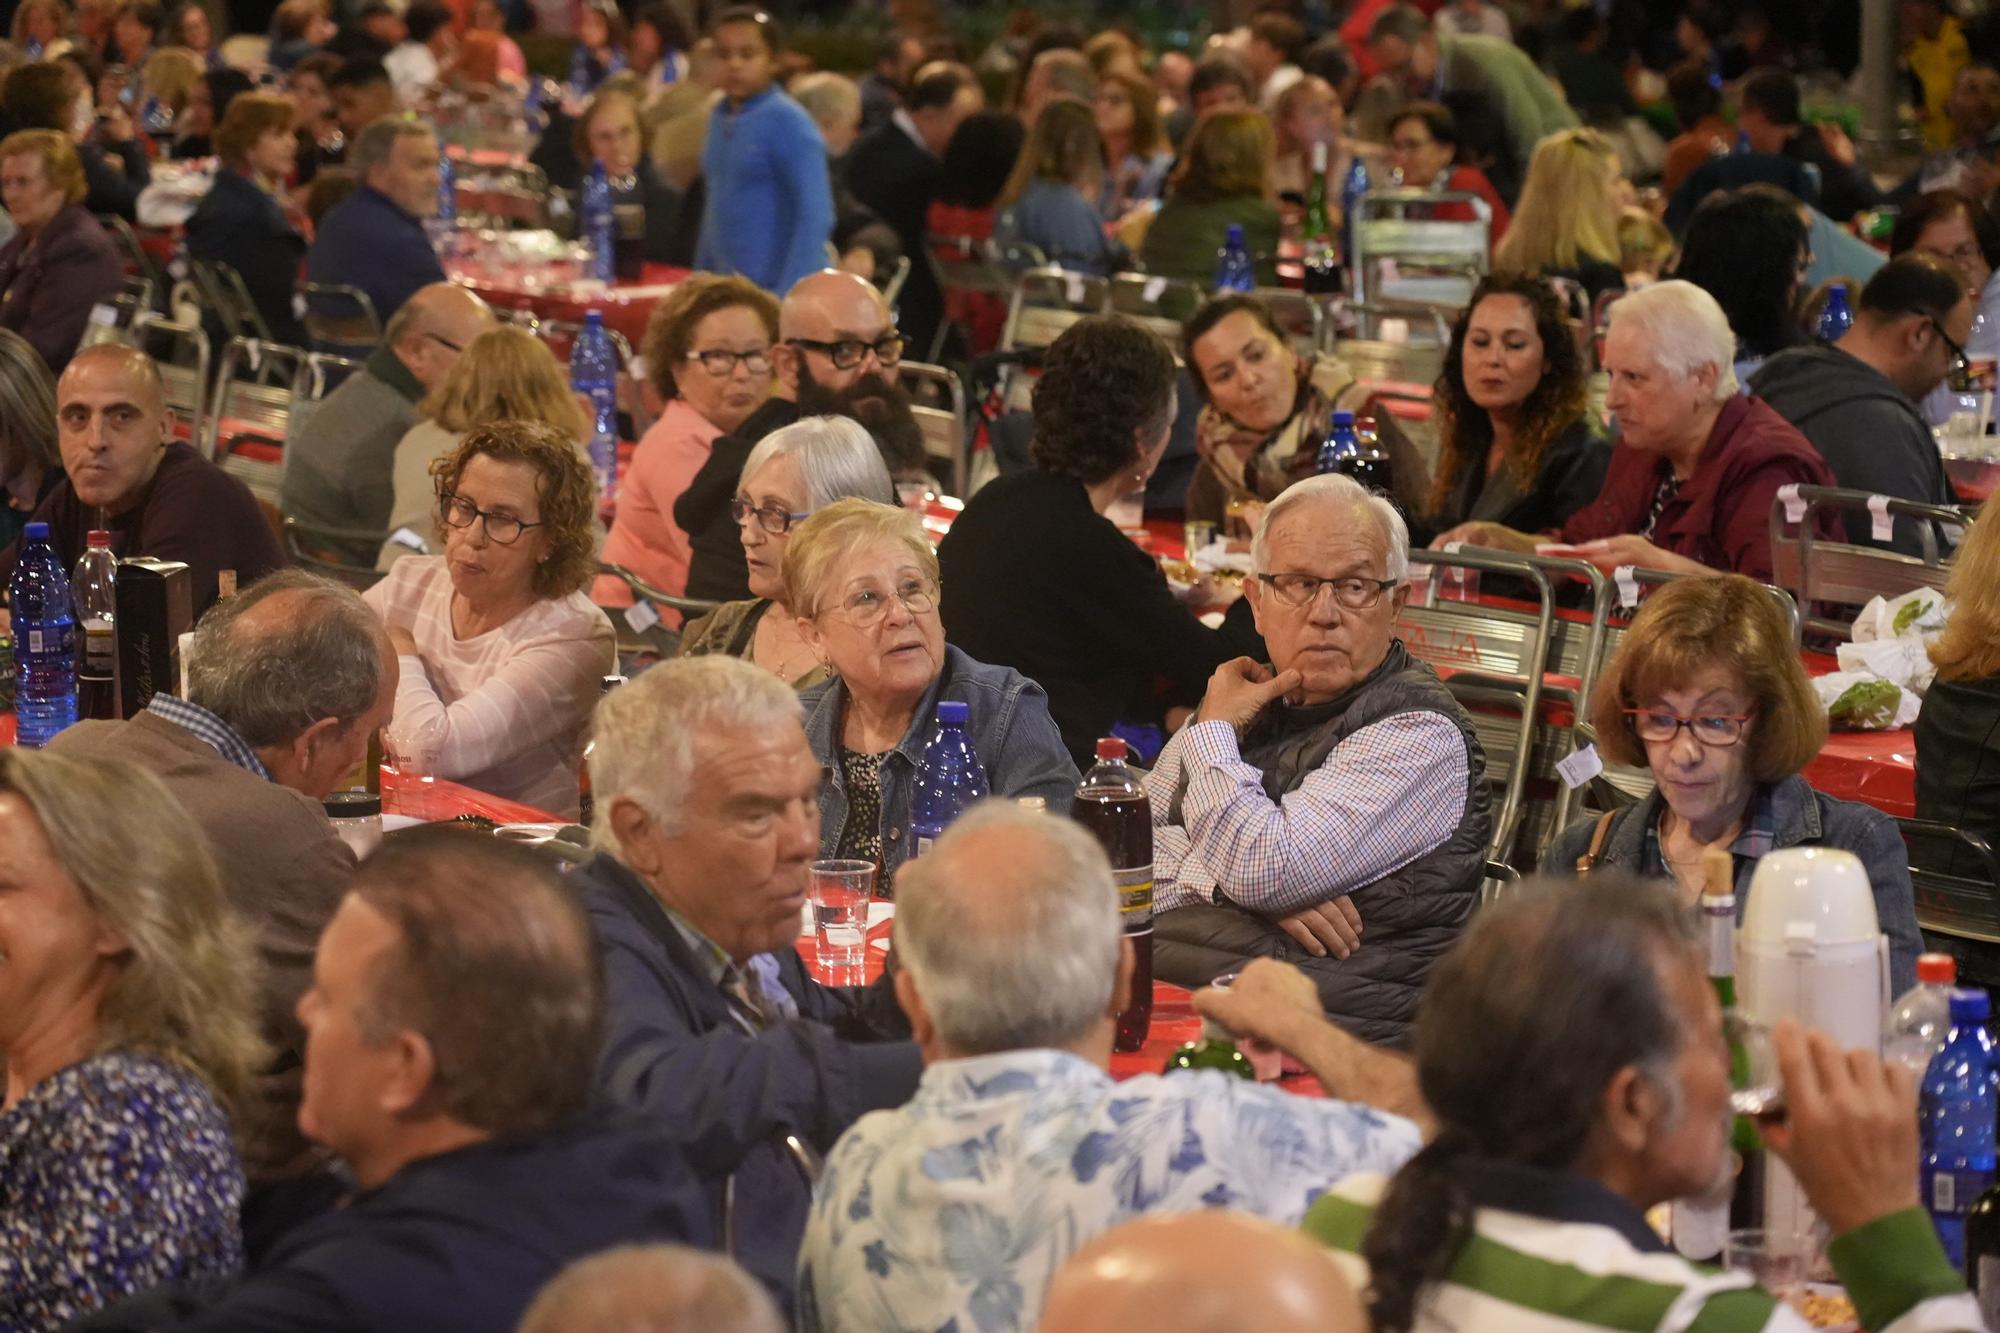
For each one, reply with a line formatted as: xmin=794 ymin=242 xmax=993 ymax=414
xmin=115 ymin=557 xmax=190 ymax=717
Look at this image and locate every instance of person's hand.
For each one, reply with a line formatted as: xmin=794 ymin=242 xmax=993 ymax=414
xmin=1194 ymin=658 xmax=1301 ymax=733
xmin=1816 ymin=120 xmax=1858 ymax=167
xmin=1539 ymin=533 xmax=1692 ymax=576
xmin=1193 ymin=957 xmax=1324 ymax=1047
xmin=1277 ymin=895 xmax=1363 ymax=959
xmin=96 ymin=68 xmax=128 ymax=111
xmin=96 ymin=101 xmax=134 ymax=144
xmin=386 ymin=624 xmax=420 ymax=657
xmin=1758 ymin=1019 xmax=1921 ymax=1236
xmin=1429 ymin=520 xmax=1536 ymax=553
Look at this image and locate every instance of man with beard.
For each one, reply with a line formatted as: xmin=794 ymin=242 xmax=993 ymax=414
xmin=674 ymin=269 xmax=929 ymax=603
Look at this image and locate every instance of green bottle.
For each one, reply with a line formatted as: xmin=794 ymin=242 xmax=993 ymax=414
xmin=1165 ymin=1021 xmax=1255 ymax=1080
xmin=1303 ymin=141 xmax=1331 ymax=243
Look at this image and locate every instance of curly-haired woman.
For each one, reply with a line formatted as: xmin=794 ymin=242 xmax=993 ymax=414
xmin=1420 ymin=273 xmax=1608 ymax=548
xmin=938 ymin=316 xmax=1258 ymax=766
xmin=364 ymin=421 xmax=617 ymax=818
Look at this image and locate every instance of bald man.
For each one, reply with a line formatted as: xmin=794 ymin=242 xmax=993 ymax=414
xmin=281 ymin=280 xmax=494 ymax=564
xmin=674 ymin=268 xmax=930 ymax=601
xmin=519 ymin=1244 xmax=784 ymax=1333
xmin=0 ymin=342 xmax=284 ymax=617
xmin=1039 ymin=1212 xmax=1367 ymax=1333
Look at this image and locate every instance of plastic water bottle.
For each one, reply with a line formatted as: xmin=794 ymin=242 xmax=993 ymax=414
xmin=909 ymin=700 xmax=988 ymax=856
xmin=140 ymin=94 xmax=172 ymax=137
xmin=1818 ymin=283 xmax=1854 ymax=343
xmin=71 ymin=530 xmax=117 ymax=722
xmin=1212 ymin=223 xmax=1256 ymax=293
xmin=570 ymin=311 xmax=619 ymax=503
xmin=1922 ymin=987 xmax=2000 ymax=1269
xmin=1340 ymin=156 xmax=1371 ymax=267
xmin=580 ymin=160 xmax=614 ymax=282
xmin=10 ymin=522 xmax=77 ymax=746
xmin=1888 ymin=953 xmax=1960 ymax=1076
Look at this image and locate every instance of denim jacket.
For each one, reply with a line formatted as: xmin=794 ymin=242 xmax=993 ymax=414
xmin=799 ymin=644 xmax=1081 ymax=878
xmin=1546 ymin=774 xmax=1923 ymax=994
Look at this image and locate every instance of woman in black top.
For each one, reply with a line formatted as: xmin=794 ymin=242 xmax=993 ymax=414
xmin=184 ymin=90 xmax=307 ymax=345
xmin=1419 ymin=272 xmax=1609 ymax=549
xmin=938 ymin=315 xmax=1259 ymax=767
xmin=569 ymin=83 xmax=681 ymax=269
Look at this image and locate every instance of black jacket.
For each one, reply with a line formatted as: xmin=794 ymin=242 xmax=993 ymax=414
xmin=185 ymin=167 xmax=307 ymax=345
xmin=81 ymin=140 xmax=150 ymax=221
xmin=674 ymin=395 xmax=799 ymax=603
xmin=1917 ymin=674 xmax=2000 ymax=873
xmin=844 ymin=121 xmax=943 ymax=357
xmin=1415 ymin=415 xmax=1610 ymax=546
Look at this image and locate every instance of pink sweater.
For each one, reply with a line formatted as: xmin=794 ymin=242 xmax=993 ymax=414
xmin=593 ymin=398 xmax=722 ymax=623
xmin=364 ymin=555 xmax=617 ymax=818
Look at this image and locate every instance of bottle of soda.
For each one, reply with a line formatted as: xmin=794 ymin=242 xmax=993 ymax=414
xmin=1888 ymin=953 xmax=1959 ymax=1077
xmin=10 ymin=521 xmax=77 ymax=747
xmin=72 ymin=530 xmax=117 ymax=722
xmin=910 ymin=700 xmax=989 ymax=857
xmin=1072 ymin=736 xmax=1153 ymax=1052
xmin=1923 ymin=988 xmax=2000 ymax=1268
xmin=570 ymin=310 xmax=620 ymax=504
xmin=1817 ymin=282 xmax=1854 ymax=343
xmin=580 ymin=161 xmax=615 ymax=283
xmin=1212 ymin=223 xmax=1256 ymax=293
xmin=1165 ymin=1023 xmax=1254 ymax=1079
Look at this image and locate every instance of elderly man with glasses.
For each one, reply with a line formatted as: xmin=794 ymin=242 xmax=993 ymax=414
xmin=1150 ymin=473 xmax=1490 ymax=1047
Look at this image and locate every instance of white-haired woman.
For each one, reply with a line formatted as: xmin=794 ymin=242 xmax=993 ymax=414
xmin=676 ymin=415 xmax=896 ymax=688
xmin=790 ymin=499 xmax=1080 ymax=878
xmin=1440 ymin=280 xmax=1834 ymax=582
xmin=0 ymin=748 xmax=266 ymax=1327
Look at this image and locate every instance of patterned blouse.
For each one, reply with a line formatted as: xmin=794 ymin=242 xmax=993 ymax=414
xmin=1 ymin=1052 xmax=246 ymax=1329
xmin=836 ymin=748 xmax=887 ymax=877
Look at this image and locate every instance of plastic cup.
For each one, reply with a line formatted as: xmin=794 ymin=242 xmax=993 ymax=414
xmin=1723 ymin=1229 xmax=1812 ymax=1302
xmin=808 ymin=860 xmax=874 ymax=985
xmin=383 ymin=730 xmax=440 ymax=819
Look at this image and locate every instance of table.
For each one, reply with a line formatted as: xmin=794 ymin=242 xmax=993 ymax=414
xmin=451 ymin=261 xmax=688 ymax=347
xmin=1946 ymin=455 xmax=1999 ymax=506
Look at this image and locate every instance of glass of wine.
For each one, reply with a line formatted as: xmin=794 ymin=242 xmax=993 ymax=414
xmin=1726 ymin=1014 xmax=1785 ymax=1123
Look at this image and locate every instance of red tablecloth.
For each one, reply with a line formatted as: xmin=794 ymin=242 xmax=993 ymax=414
xmin=453 ymin=263 xmax=688 ymax=346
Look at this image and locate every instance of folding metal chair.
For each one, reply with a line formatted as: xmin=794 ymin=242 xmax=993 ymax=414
xmin=1350 ymin=188 xmax=1492 ymax=310
xmin=1898 ymin=818 xmax=2000 ymax=990
xmin=1000 ymin=266 xmax=1108 ymax=355
xmin=282 ymin=516 xmax=391 ymax=590
xmin=97 ymin=213 xmax=168 ymax=308
xmin=129 ymin=311 xmax=210 ymax=443
xmin=1768 ymin=486 xmax=1958 ymax=641
xmin=204 ymin=339 xmax=306 ymax=509
xmin=300 ymin=282 xmax=384 ymax=353
xmin=897 ymin=360 xmax=970 ymax=498
xmin=188 ymin=258 xmax=273 ymax=343
xmin=924 ymin=233 xmax=1029 ymax=361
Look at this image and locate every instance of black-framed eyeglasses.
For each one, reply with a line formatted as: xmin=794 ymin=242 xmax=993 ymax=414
xmin=1622 ymin=707 xmax=1755 ymax=747
xmin=685 ymin=346 xmax=773 ymax=377
xmin=821 ymin=574 xmax=938 ymax=628
xmin=787 ymin=332 xmax=905 ymax=371
xmin=1928 ymin=315 xmax=1972 ymax=381
xmin=440 ymin=493 xmax=542 ymax=544
xmin=1256 ymin=572 xmax=1399 ymax=610
xmin=730 ymin=496 xmax=810 ymax=533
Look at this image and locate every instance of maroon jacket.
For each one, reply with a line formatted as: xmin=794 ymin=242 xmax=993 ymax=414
xmin=1561 ymin=394 xmax=1836 ymax=582
xmin=0 ymin=204 xmax=124 ymax=372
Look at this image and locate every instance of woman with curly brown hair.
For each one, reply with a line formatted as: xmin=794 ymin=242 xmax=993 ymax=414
xmin=1421 ymin=272 xmax=1608 ymax=548
xmin=365 ymin=421 xmax=617 ymax=818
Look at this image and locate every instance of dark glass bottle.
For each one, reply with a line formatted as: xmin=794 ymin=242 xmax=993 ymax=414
xmin=1072 ymin=736 xmax=1153 ymax=1051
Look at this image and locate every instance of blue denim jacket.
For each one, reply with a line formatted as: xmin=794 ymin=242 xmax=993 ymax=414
xmin=799 ymin=644 xmax=1081 ymax=878
xmin=1546 ymin=774 xmax=1924 ymax=994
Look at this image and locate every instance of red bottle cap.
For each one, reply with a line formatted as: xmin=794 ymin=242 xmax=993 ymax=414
xmin=85 ymin=529 xmax=111 ymax=548
xmin=1917 ymin=953 xmax=1957 ymax=985
xmin=1094 ymin=736 xmax=1128 ymax=761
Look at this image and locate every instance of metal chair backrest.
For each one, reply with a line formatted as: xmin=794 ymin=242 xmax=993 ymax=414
xmin=1001 ymin=266 xmax=1108 ymax=354
xmin=1898 ymin=819 xmax=2000 ymax=986
xmin=1332 ymin=300 xmax=1454 ymax=389
xmin=1350 ymin=188 xmax=1491 ymax=310
xmin=897 ymin=360 xmax=970 ymax=498
xmin=281 ymin=516 xmax=389 ymax=591
xmin=879 ymin=253 xmax=912 ymax=308
xmin=1255 ymin=287 xmax=1326 ymax=360
xmin=1105 ymin=271 xmax=1206 ymax=346
xmin=97 ymin=213 xmax=168 ymax=301
xmin=77 ymin=278 xmax=154 ymax=352
xmin=1480 ymin=857 xmax=1520 ymax=907
xmin=596 ymin=560 xmax=722 ymax=619
xmin=205 ymin=338 xmax=306 ymax=505
xmin=300 ymin=282 xmax=384 ymax=353
xmin=187 ymin=258 xmax=273 ymax=343
xmin=130 ymin=311 xmax=210 ymax=441
xmin=1768 ymin=485 xmax=1958 ymax=640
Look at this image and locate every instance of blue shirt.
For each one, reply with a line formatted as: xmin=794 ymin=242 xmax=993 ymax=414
xmin=305 ymin=184 xmax=446 ymax=331
xmin=695 ymin=86 xmax=836 ymax=293
xmin=994 ymin=179 xmax=1124 ymax=276
xmin=797 ymin=1048 xmax=1422 ymax=1332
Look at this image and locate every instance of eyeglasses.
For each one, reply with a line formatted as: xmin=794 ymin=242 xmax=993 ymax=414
xmin=1926 ymin=240 xmax=1984 ymax=267
xmin=787 ymin=333 xmax=905 ymax=371
xmin=1622 ymin=707 xmax=1754 ymax=747
xmin=730 ymin=496 xmax=810 ymax=533
xmin=1928 ymin=315 xmax=1972 ymax=381
xmin=440 ymin=493 xmax=542 ymax=544
xmin=822 ymin=575 xmax=938 ymax=627
xmin=684 ymin=346 xmax=773 ymax=376
xmin=1256 ymin=572 xmax=1399 ymax=610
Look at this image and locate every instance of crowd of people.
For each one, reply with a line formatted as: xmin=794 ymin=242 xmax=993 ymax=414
xmin=6 ymin=0 xmax=2000 ymax=1328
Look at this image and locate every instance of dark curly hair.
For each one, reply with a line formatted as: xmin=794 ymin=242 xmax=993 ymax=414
xmin=429 ymin=420 xmax=600 ymax=599
xmin=1030 ymin=316 xmax=1178 ymax=486
xmin=1426 ymin=273 xmax=1587 ymax=519
xmin=638 ymin=272 xmax=778 ymax=402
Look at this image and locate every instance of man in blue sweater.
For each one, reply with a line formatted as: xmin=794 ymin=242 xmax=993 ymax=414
xmin=695 ymin=7 xmax=835 ymax=294
xmin=305 ymin=116 xmax=447 ymax=332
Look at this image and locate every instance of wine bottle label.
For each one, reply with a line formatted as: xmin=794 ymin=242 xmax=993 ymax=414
xmin=1115 ymin=866 xmax=1153 ymax=927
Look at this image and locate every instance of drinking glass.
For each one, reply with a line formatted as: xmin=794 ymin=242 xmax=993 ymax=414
xmin=808 ymin=860 xmax=875 ymax=985
xmin=1723 ymin=1229 xmax=1812 ymax=1304
xmin=1727 ymin=1016 xmax=1784 ymax=1123
xmin=383 ymin=728 xmax=441 ymax=819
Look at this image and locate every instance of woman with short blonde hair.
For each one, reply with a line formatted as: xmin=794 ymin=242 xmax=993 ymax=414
xmin=789 ymin=498 xmax=1078 ymax=878
xmin=1492 ymin=128 xmax=1629 ymax=302
xmin=0 ymin=747 xmax=265 ymax=1326
xmin=1548 ymin=574 xmax=1920 ymax=991
xmin=0 ymin=126 xmax=122 ymax=370
xmin=1140 ymin=109 xmax=1281 ymax=285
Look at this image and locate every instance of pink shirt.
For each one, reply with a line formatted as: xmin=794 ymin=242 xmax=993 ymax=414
xmin=593 ymin=397 xmax=722 ymax=623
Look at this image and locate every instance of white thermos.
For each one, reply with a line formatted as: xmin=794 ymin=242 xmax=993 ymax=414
xmin=1735 ymin=847 xmax=1891 ymax=1242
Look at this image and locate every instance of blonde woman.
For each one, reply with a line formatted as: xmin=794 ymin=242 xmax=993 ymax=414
xmin=0 ymin=748 xmax=266 ymax=1328
xmin=993 ymin=98 xmax=1124 ymax=275
xmin=1918 ymin=501 xmax=2000 ymax=855
xmin=11 ymin=0 xmax=74 ymax=56
xmin=1492 ymin=127 xmax=1632 ymax=304
xmin=377 ymin=326 xmax=588 ymax=571
xmin=1140 ymin=108 xmax=1281 ymax=286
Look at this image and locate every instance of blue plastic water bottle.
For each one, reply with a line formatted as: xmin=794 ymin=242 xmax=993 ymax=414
xmin=10 ymin=522 xmax=77 ymax=747
xmin=1340 ymin=156 xmax=1371 ymax=266
xmin=909 ymin=701 xmax=989 ymax=856
xmin=580 ymin=161 xmax=614 ymax=283
xmin=1317 ymin=408 xmax=1358 ymax=474
xmin=1922 ymin=988 xmax=2000 ymax=1269
xmin=1818 ymin=282 xmax=1854 ymax=343
xmin=569 ymin=311 xmax=619 ymax=502
xmin=435 ymin=151 xmax=457 ymax=227
xmin=1212 ymin=223 xmax=1256 ymax=293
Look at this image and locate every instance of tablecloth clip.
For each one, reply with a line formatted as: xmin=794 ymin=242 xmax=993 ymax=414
xmin=1613 ymin=564 xmax=1640 ymax=612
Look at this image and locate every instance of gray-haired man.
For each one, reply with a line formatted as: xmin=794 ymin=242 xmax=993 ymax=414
xmin=576 ymin=655 xmax=919 ymax=1309
xmin=305 ymin=115 xmax=447 ymax=329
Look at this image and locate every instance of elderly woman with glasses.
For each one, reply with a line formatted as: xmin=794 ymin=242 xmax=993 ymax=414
xmin=365 ymin=421 xmax=617 ymax=819
xmin=676 ymin=415 xmax=895 ymax=687
xmin=790 ymin=498 xmax=1078 ymax=879
xmin=596 ymin=274 xmax=780 ymax=624
xmin=1548 ymin=574 xmax=1921 ymax=992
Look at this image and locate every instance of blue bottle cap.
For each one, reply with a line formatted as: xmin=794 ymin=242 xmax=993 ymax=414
xmin=1332 ymin=408 xmax=1355 ymax=426
xmin=23 ymin=521 xmax=47 ymax=538
xmin=1225 ymin=223 xmax=1244 ymax=243
xmin=936 ymin=700 xmax=969 ymax=725
xmin=584 ymin=310 xmax=604 ymax=325
xmin=1950 ymin=987 xmax=1991 ymax=1023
